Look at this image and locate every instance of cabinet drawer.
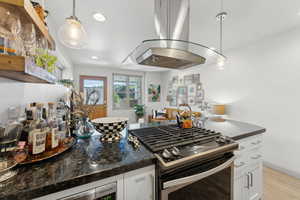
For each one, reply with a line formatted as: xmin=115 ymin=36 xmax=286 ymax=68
xmin=248 ymin=136 xmax=263 ymax=150
xmin=234 ymin=156 xmax=248 ymax=178
xmin=236 ymin=135 xmax=263 ymax=153
xmin=248 ymin=149 xmax=263 ymax=166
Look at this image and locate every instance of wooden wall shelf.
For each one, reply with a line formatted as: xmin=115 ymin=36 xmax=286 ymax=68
xmin=0 ymin=0 xmax=56 ymax=50
xmin=0 ymin=54 xmax=56 ymax=84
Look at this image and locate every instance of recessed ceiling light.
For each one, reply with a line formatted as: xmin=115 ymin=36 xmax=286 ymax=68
xmin=93 ymin=12 xmax=106 ymax=22
xmin=91 ymin=56 xmax=99 ymax=60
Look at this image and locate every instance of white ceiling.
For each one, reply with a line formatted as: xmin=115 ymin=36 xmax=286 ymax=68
xmin=46 ymin=0 xmax=300 ymax=71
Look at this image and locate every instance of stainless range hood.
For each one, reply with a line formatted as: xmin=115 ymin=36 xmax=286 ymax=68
xmin=123 ymin=0 xmax=226 ymax=70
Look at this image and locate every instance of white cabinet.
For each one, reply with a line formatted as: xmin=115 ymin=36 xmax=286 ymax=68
xmin=34 ymin=165 xmax=155 ymax=200
xmin=234 ymin=174 xmax=249 ymax=200
xmin=234 ymin=135 xmax=263 ymax=200
xmin=124 ymin=165 xmax=155 ymax=200
xmin=248 ymin=164 xmax=263 ymax=200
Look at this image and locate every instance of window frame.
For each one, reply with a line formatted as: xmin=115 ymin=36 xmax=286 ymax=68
xmin=112 ymin=73 xmax=143 ymax=110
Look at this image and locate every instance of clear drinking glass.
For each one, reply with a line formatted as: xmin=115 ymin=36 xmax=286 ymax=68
xmin=37 ymin=36 xmax=48 ymax=51
xmin=0 ymin=6 xmax=13 ymax=55
xmin=11 ymin=17 xmax=24 ymax=56
xmin=0 ymin=4 xmax=23 ymax=56
xmin=21 ymin=23 xmax=37 ymax=56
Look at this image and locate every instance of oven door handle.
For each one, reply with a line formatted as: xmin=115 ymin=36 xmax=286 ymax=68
xmin=163 ymin=156 xmax=236 ymax=189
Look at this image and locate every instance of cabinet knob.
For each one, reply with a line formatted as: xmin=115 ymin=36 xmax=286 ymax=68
xmin=237 ymin=146 xmax=245 ymax=151
xmin=251 ymin=155 xmax=262 ymax=160
xmin=234 ymin=162 xmax=245 ymax=168
xmin=251 ymin=140 xmax=262 ymax=145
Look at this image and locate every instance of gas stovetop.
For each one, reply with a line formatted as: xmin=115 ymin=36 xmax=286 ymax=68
xmin=129 ymin=125 xmax=238 ymax=169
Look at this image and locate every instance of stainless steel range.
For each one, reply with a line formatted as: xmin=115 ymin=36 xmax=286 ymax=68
xmin=129 ymin=125 xmax=238 ymax=200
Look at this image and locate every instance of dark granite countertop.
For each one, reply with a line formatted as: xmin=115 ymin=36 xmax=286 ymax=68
xmin=0 ymin=129 xmax=155 ymax=200
xmin=202 ymin=119 xmax=266 ymax=140
xmin=0 ymin=119 xmax=264 ymax=200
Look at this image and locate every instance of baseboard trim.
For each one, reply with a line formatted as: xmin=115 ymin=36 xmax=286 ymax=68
xmin=263 ymin=161 xmax=300 ymax=179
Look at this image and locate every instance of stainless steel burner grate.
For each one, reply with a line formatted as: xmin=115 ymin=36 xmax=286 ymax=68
xmin=129 ymin=125 xmax=221 ymax=152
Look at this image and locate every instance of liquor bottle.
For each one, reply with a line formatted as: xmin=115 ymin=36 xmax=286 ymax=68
xmin=20 ymin=103 xmax=37 ymax=143
xmin=28 ymin=103 xmax=47 ymax=156
xmin=46 ymin=103 xmax=60 ymax=151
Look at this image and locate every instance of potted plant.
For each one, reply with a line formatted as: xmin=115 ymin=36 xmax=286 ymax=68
xmin=133 ymin=104 xmax=145 ymax=123
xmin=35 ymin=48 xmax=58 ymax=73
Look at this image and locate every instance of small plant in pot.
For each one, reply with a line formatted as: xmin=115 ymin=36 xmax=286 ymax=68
xmin=133 ymin=104 xmax=145 ymax=123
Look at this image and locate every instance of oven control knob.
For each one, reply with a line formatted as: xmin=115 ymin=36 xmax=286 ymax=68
xmin=162 ymin=149 xmax=172 ymax=159
xmin=216 ymin=136 xmax=227 ymax=144
xmin=171 ymin=147 xmax=180 ymax=156
xmin=216 ymin=136 xmax=232 ymax=144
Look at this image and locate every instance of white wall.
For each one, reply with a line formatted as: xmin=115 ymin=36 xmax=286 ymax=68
xmin=162 ymin=27 xmax=300 ymax=178
xmin=0 ymin=10 xmax=72 ymax=123
xmin=73 ymin=65 xmax=164 ymax=123
xmin=0 ymin=78 xmax=69 ymax=122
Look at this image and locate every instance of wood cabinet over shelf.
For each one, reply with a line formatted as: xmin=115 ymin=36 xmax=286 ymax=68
xmin=0 ymin=54 xmax=56 ymax=84
xmin=0 ymin=0 xmax=56 ymax=50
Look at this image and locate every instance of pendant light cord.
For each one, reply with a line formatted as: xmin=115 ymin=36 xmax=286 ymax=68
xmin=219 ymin=0 xmax=224 ymax=54
xmin=73 ymin=0 xmax=76 ymax=17
xmin=220 ymin=15 xmax=223 ymax=54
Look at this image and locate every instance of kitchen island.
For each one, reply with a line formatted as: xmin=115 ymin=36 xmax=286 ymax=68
xmin=0 ymin=119 xmax=265 ymax=200
xmin=0 ymin=131 xmax=155 ymax=200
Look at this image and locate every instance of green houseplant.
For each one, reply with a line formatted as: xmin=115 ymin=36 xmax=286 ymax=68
xmin=133 ymin=104 xmax=145 ymax=122
xmin=35 ymin=48 xmax=58 ymax=73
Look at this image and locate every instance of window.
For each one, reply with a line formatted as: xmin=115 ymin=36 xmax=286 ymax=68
xmin=113 ymin=74 xmax=142 ymax=109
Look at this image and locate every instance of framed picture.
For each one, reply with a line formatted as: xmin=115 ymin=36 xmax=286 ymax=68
xmin=187 ymin=84 xmax=196 ymax=96
xmin=166 ymin=95 xmax=172 ymax=102
xmin=192 ymin=74 xmax=201 ymax=83
xmin=188 ymin=96 xmax=196 ymax=105
xmin=196 ymin=89 xmax=205 ymax=100
xmin=184 ymin=75 xmax=194 ymax=85
xmin=170 ymin=96 xmax=177 ymax=106
xmin=172 ymin=76 xmax=179 ymax=84
xmin=197 ymin=83 xmax=203 ymax=90
xmin=195 ymin=97 xmax=204 ymax=104
xmin=177 ymin=86 xmax=187 ymax=96
xmin=179 ymin=78 xmax=184 ymax=85
xmin=168 ymin=88 xmax=174 ymax=96
xmin=148 ymin=84 xmax=161 ymax=102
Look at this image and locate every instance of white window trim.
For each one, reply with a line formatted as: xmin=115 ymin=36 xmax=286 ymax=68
xmin=112 ymin=73 xmax=143 ymax=110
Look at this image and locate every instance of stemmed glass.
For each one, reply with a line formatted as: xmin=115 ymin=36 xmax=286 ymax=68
xmin=0 ymin=6 xmax=12 ymax=55
xmin=21 ymin=23 xmax=37 ymax=56
xmin=9 ymin=15 xmax=23 ymax=56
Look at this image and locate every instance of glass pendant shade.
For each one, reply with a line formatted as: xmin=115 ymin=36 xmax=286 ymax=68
xmin=58 ymin=17 xmax=87 ymax=49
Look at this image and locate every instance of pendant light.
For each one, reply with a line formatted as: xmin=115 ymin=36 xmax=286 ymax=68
xmin=216 ymin=0 xmax=227 ymax=70
xmin=58 ymin=0 xmax=87 ymax=49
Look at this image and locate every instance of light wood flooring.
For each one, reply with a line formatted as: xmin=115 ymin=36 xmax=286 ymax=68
xmin=264 ymin=167 xmax=300 ymax=200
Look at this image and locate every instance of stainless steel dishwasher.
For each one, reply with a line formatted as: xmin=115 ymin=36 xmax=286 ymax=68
xmin=59 ymin=182 xmax=117 ymax=200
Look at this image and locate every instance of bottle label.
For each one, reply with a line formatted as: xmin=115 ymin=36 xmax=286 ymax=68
xmin=51 ymin=128 xmax=59 ymax=148
xmin=32 ymin=129 xmax=46 ymax=154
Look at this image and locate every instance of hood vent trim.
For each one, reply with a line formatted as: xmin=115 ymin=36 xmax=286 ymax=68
xmin=122 ymin=0 xmax=226 ymax=70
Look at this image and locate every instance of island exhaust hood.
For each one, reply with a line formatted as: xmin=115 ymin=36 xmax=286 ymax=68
xmin=122 ymin=0 xmax=226 ymax=70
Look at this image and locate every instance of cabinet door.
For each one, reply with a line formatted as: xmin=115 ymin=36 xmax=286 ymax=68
xmin=248 ymin=164 xmax=263 ymax=200
xmin=124 ymin=166 xmax=155 ymax=200
xmin=234 ymin=173 xmax=250 ymax=200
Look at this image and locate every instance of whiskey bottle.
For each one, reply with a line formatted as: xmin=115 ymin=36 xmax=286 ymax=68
xmin=46 ymin=103 xmax=60 ymax=151
xmin=28 ymin=103 xmax=47 ymax=156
